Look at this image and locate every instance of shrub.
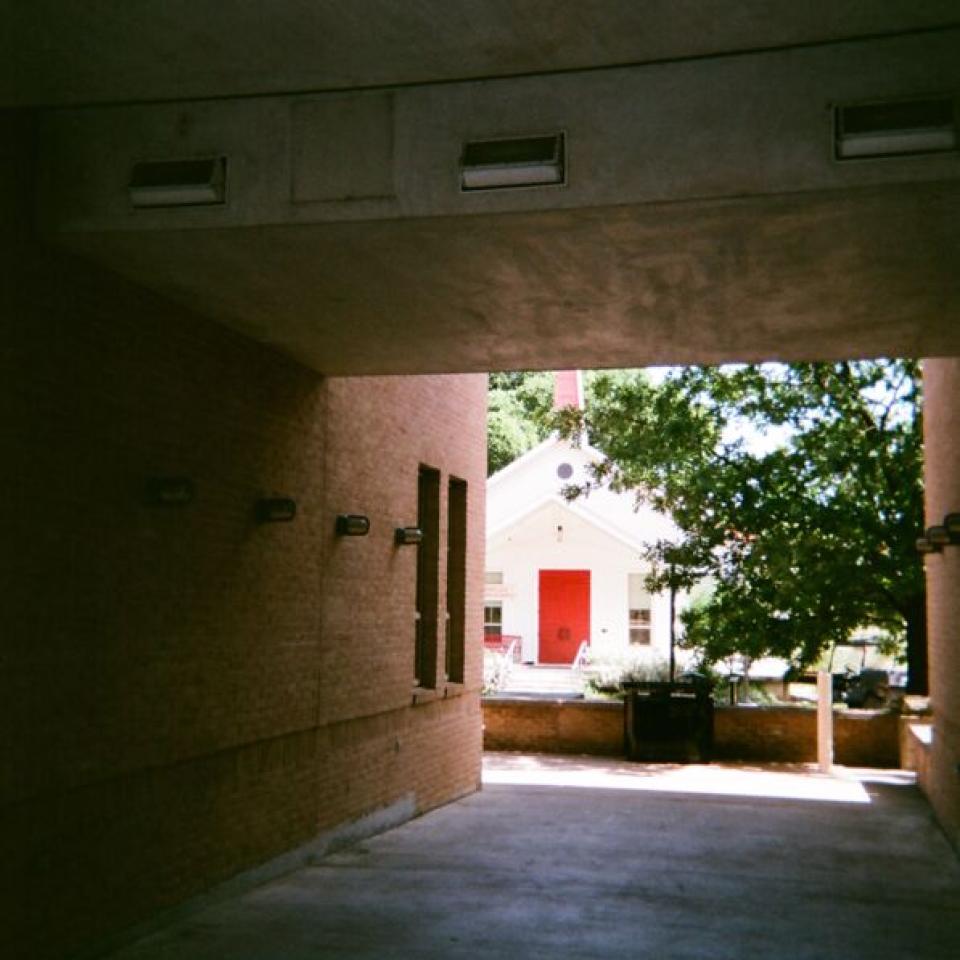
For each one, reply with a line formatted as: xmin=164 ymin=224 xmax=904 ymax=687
xmin=483 ymin=648 xmax=513 ymax=695
xmin=583 ymin=653 xmax=672 ymax=698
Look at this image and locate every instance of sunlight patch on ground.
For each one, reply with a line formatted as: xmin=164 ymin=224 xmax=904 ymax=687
xmin=480 ymin=752 xmax=907 ymax=804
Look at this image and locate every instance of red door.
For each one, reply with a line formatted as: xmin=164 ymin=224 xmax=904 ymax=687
xmin=538 ymin=570 xmax=590 ymax=664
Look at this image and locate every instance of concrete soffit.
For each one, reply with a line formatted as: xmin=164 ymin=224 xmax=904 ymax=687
xmin=28 ymin=23 xmax=960 ymax=374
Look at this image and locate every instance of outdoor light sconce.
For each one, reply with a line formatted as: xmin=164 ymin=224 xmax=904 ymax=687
xmin=256 ymin=497 xmax=297 ymax=523
xmin=129 ymin=157 xmax=227 ymax=208
xmin=834 ymin=96 xmax=956 ymax=161
xmin=943 ymin=513 xmax=960 ymax=542
xmin=145 ymin=476 xmax=194 ymax=506
xmin=335 ymin=514 xmax=370 ymax=537
xmin=916 ymin=535 xmax=940 ymax=555
xmin=916 ymin=512 xmax=960 ymax=554
xmin=927 ymin=525 xmax=951 ymax=548
xmin=460 ymin=133 xmax=565 ymax=191
xmin=395 ymin=527 xmax=423 ymax=546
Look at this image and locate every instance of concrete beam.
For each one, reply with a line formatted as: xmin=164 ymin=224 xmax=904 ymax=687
xmin=36 ymin=31 xmax=960 ymax=374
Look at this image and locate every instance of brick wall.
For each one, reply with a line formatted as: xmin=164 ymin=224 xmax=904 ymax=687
xmin=714 ymin=705 xmax=900 ymax=767
xmin=318 ymin=372 xmax=487 ymax=830
xmin=484 ymin=698 xmax=623 ymax=755
xmin=483 ymin=699 xmax=901 ymax=767
xmin=1 ymin=114 xmax=486 ymax=959
xmin=921 ymin=358 xmax=960 ymax=849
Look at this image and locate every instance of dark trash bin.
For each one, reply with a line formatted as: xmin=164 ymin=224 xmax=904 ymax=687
xmin=623 ymin=678 xmax=714 ymax=763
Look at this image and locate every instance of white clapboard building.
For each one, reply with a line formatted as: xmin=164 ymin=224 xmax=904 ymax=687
xmin=485 ymin=371 xmax=686 ymax=667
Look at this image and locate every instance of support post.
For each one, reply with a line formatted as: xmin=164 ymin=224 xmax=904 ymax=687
xmin=817 ymin=670 xmax=834 ymax=774
xmin=668 ymin=566 xmax=676 ymax=684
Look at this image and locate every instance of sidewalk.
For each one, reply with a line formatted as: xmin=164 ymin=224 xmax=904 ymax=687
xmin=105 ymin=754 xmax=960 ymax=960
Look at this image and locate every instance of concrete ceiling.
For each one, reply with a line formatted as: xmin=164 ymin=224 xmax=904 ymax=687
xmin=58 ymin=182 xmax=960 ymax=374
xmin=4 ymin=1 xmax=959 ymax=108
xmin=14 ymin=5 xmax=960 ymax=374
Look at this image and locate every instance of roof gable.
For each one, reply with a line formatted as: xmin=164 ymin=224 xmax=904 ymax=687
xmin=487 ymin=434 xmax=678 ymax=547
xmin=488 ymin=494 xmax=653 ymax=556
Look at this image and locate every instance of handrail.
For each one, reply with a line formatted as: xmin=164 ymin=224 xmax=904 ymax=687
xmin=571 ymin=640 xmax=590 ymax=672
xmin=491 ymin=638 xmax=517 ymax=691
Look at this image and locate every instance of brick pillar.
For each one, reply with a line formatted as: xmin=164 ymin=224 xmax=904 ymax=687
xmin=921 ymin=357 xmax=960 ymax=849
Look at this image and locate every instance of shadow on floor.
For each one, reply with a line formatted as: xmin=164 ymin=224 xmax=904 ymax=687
xmin=105 ymin=753 xmax=960 ymax=960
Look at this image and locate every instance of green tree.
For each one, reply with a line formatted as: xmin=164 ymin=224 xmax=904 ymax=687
xmin=486 ymin=372 xmax=554 ymax=475
xmin=557 ymin=361 xmax=926 ymax=692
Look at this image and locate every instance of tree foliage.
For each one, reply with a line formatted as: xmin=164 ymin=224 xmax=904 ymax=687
xmin=557 ymin=361 xmax=926 ymax=690
xmin=486 ymin=372 xmax=554 ymax=475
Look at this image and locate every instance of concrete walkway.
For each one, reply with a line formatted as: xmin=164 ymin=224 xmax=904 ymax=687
xmin=106 ymin=754 xmax=959 ymax=960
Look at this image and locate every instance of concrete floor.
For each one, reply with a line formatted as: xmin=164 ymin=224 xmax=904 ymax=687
xmin=106 ymin=754 xmax=959 ymax=960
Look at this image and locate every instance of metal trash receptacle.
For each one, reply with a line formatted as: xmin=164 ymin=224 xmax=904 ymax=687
xmin=623 ymin=679 xmax=714 ymax=763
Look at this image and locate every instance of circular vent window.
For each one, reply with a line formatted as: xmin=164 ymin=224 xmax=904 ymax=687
xmin=556 ymin=462 xmax=574 ymax=480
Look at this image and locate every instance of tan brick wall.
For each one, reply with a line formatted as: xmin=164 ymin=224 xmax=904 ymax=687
xmin=483 ymin=700 xmax=901 ymax=767
xmin=715 ymin=706 xmax=900 ymax=767
xmin=318 ymin=372 xmax=487 ymax=829
xmin=2 ymin=115 xmax=486 ymax=959
xmin=921 ymin=357 xmax=960 ymax=849
xmin=320 ymin=374 xmax=486 ymax=724
xmin=484 ymin=698 xmax=624 ymax=755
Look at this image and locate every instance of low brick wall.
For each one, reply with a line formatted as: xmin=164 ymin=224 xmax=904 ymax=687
xmin=899 ymin=717 xmax=933 ymax=782
xmin=483 ymin=698 xmax=623 ymax=756
xmin=714 ymin=704 xmax=900 ymax=767
xmin=483 ymin=698 xmax=902 ymax=768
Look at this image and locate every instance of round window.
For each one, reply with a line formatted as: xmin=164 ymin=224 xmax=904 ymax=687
xmin=556 ymin=462 xmax=574 ymax=480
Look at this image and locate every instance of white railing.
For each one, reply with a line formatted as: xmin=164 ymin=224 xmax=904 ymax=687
xmin=571 ymin=640 xmax=590 ymax=672
xmin=486 ymin=638 xmax=518 ymax=693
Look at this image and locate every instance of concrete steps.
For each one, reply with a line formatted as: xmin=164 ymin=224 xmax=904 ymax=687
xmin=499 ymin=664 xmax=586 ymax=698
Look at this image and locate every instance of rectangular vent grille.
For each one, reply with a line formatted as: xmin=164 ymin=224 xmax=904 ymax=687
xmin=835 ymin=96 xmax=956 ymax=160
xmin=129 ymin=157 xmax=227 ymax=207
xmin=461 ymin=133 xmax=565 ymax=191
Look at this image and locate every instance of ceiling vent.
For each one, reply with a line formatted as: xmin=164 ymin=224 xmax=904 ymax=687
xmin=460 ymin=133 xmax=565 ymax=191
xmin=129 ymin=157 xmax=227 ymax=208
xmin=834 ymin=96 xmax=956 ymax=160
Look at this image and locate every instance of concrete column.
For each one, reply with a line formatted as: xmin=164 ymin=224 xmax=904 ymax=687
xmin=921 ymin=358 xmax=960 ymax=849
xmin=817 ymin=671 xmax=833 ymax=774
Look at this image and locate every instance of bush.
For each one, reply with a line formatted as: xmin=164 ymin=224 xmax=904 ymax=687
xmin=583 ymin=654 xmax=672 ymax=698
xmin=483 ymin=648 xmax=513 ymax=695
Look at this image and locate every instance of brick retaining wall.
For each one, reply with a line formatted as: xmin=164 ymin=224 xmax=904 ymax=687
xmin=484 ymin=698 xmax=623 ymax=755
xmin=483 ymin=698 xmax=901 ymax=768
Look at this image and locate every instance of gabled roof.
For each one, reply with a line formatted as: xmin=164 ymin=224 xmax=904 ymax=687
xmin=488 ymin=432 xmax=605 ymax=487
xmin=488 ymin=432 xmax=678 ymax=550
xmin=487 ymin=434 xmax=562 ymax=487
xmin=488 ymin=494 xmax=653 ymax=556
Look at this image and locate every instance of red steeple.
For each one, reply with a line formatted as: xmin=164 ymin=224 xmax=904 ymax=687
xmin=552 ymin=370 xmax=584 ymax=411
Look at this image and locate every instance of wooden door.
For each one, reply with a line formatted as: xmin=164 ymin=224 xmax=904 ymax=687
xmin=538 ymin=570 xmax=590 ymax=664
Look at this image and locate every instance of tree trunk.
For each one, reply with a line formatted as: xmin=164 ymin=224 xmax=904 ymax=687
xmin=905 ymin=593 xmax=928 ymax=695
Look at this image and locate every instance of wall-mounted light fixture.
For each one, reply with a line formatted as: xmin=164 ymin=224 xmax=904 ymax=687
xmin=335 ymin=514 xmax=370 ymax=536
xmin=256 ymin=497 xmax=297 ymax=523
xmin=834 ymin=96 xmax=956 ymax=161
xmin=145 ymin=476 xmax=194 ymax=506
xmin=927 ymin=525 xmax=951 ymax=548
xmin=395 ymin=527 xmax=423 ymax=546
xmin=917 ymin=512 xmax=960 ymax=554
xmin=130 ymin=157 xmax=227 ymax=208
xmin=461 ymin=133 xmax=565 ymax=191
xmin=916 ymin=536 xmax=939 ymax=555
xmin=943 ymin=513 xmax=960 ymax=541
